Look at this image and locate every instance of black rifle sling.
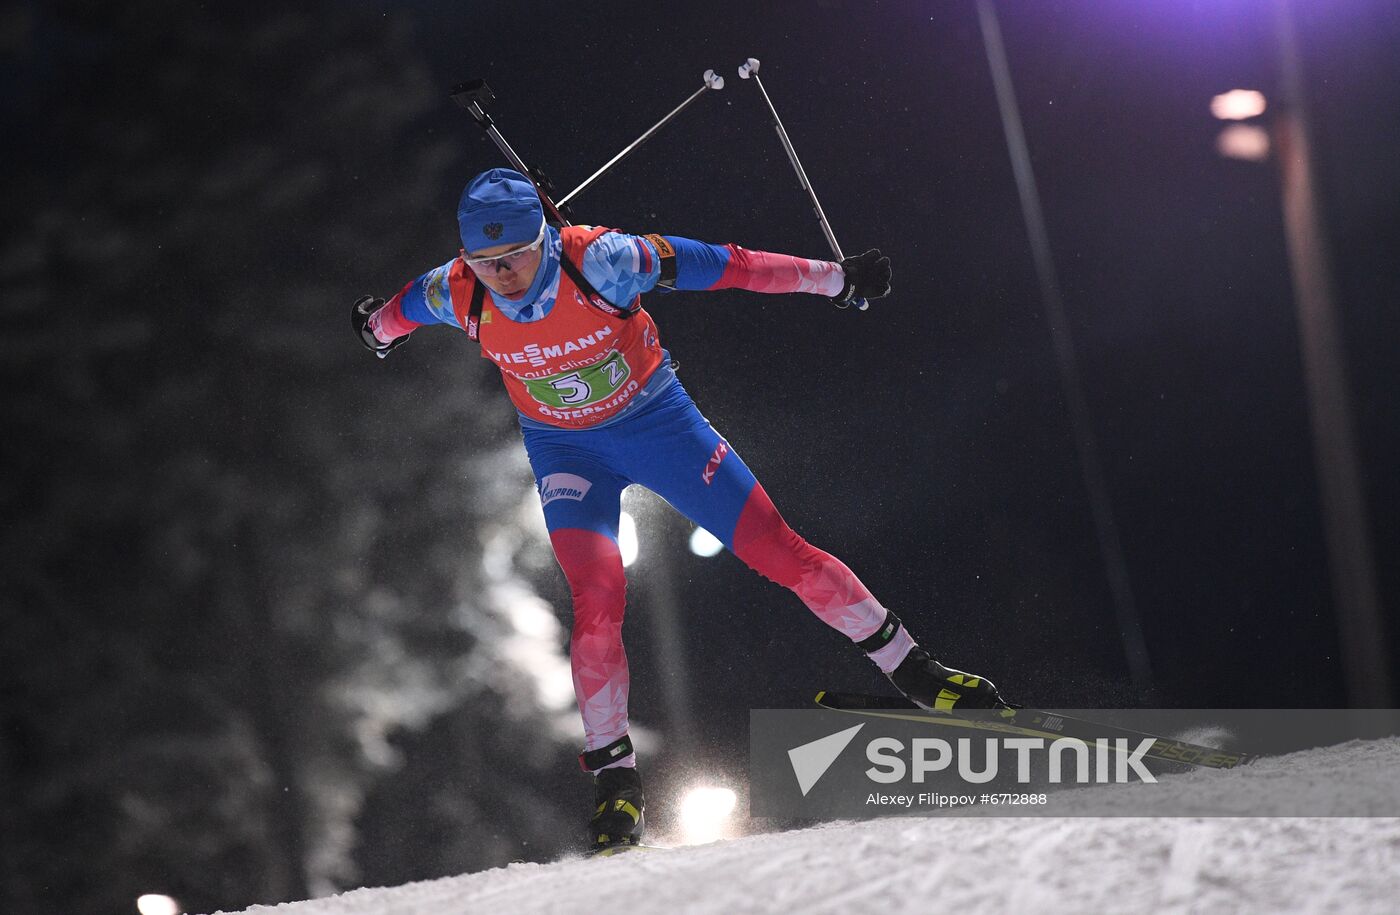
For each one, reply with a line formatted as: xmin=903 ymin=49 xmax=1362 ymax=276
xmin=465 ymin=279 xmax=487 ymax=341
xmin=557 ymin=250 xmax=635 ymax=320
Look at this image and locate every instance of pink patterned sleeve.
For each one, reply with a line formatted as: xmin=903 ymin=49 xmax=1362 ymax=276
xmin=710 ymin=244 xmax=846 ymax=297
xmin=368 ymin=285 xmax=423 ymax=343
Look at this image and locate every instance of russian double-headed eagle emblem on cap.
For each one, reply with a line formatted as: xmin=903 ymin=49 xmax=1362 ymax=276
xmin=484 ymin=222 xmax=504 ymax=240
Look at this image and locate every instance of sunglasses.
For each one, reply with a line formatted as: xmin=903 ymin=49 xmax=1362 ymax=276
xmin=462 ymin=219 xmax=547 ymax=273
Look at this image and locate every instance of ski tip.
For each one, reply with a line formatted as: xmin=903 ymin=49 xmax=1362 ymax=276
xmin=813 ymin=690 xmax=826 ymax=704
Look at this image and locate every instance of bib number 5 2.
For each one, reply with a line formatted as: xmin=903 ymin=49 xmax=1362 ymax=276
xmin=528 ymin=351 xmax=632 ymax=409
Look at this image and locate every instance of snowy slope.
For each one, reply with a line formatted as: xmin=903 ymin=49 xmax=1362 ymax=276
xmin=212 ymin=738 xmax=1400 ymax=915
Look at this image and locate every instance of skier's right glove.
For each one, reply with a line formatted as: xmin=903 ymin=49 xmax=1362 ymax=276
xmin=351 ymin=295 xmax=409 ymax=358
xmin=831 ymin=248 xmax=892 ymax=305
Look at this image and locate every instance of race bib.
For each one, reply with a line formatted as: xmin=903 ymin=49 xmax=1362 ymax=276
xmin=521 ymin=351 xmax=632 ymax=410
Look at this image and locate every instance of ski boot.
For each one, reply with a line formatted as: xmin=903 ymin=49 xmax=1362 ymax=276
xmin=890 ymin=646 xmax=1008 ymax=710
xmin=581 ymin=737 xmax=645 ymax=853
xmin=859 ymin=611 xmax=1007 ymax=710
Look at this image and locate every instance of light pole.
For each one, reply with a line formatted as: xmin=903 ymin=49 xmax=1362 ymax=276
xmin=621 ymin=492 xmax=698 ymax=754
xmin=975 ymin=0 xmax=1154 ymax=692
xmin=1270 ymin=0 xmax=1391 ymax=705
xmin=1211 ymin=4 xmax=1390 ymax=707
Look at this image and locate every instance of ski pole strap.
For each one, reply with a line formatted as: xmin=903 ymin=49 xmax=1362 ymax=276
xmin=855 ymin=612 xmax=903 ymax=654
xmin=642 ymin=233 xmax=678 ymax=286
xmin=579 ymin=734 xmax=634 ymax=772
xmin=557 ymin=251 xmax=634 ymax=320
xmin=465 ymin=280 xmax=486 ymax=341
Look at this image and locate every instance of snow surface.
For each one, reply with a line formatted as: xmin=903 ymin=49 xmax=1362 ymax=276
xmin=212 ymin=738 xmax=1400 ymax=915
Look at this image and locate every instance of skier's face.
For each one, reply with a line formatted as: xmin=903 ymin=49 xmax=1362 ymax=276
xmin=464 ymin=239 xmax=544 ymax=299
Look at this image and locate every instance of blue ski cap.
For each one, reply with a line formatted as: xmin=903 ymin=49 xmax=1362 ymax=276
xmin=457 ymin=168 xmax=544 ymax=254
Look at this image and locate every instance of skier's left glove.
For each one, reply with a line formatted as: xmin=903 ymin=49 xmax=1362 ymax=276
xmin=831 ymin=248 xmax=892 ymax=305
xmin=351 ymin=295 xmax=409 ymax=358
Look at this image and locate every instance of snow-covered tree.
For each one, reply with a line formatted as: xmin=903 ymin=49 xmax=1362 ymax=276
xmin=1 ymin=4 xmax=579 ymax=912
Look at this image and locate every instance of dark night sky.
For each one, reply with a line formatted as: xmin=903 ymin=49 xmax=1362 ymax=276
xmin=3 ymin=1 xmax=1399 ymax=911
xmin=400 ymin=0 xmax=1400 ymax=708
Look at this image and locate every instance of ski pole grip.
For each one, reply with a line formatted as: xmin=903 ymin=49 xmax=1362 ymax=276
xmin=450 ymin=79 xmax=495 ymax=110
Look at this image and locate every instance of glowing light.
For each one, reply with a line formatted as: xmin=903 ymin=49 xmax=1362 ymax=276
xmin=1216 ymin=123 xmax=1270 ymax=162
xmin=136 ymin=895 xmax=181 ymax=915
xmin=679 ymin=785 xmax=737 ymax=845
xmin=688 ymin=527 xmax=724 ymax=558
xmin=1211 ymin=89 xmax=1267 ymax=121
xmin=619 ymin=512 xmax=639 ymax=567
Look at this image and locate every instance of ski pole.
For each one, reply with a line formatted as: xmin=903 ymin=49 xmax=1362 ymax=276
xmin=449 ymin=79 xmax=572 ymax=226
xmin=559 ymin=70 xmax=726 ymax=208
xmin=737 ymin=58 xmax=868 ymax=311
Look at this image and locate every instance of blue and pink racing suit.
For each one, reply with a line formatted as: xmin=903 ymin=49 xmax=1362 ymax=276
xmin=373 ymin=228 xmax=918 ymax=769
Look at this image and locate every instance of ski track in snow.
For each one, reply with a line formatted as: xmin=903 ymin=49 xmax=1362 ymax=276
xmin=211 ymin=738 xmax=1400 ymax=915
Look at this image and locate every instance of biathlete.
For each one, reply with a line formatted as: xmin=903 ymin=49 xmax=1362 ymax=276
xmin=353 ymin=167 xmax=1005 ymax=851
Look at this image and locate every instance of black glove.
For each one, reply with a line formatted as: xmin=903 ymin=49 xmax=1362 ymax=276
xmin=831 ymin=248 xmax=891 ymax=305
xmin=351 ymin=295 xmax=409 ymax=358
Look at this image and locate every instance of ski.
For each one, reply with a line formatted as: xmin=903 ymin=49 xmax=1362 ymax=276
xmin=814 ymin=691 xmax=1258 ymax=769
xmin=589 ymin=843 xmax=668 ymax=858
